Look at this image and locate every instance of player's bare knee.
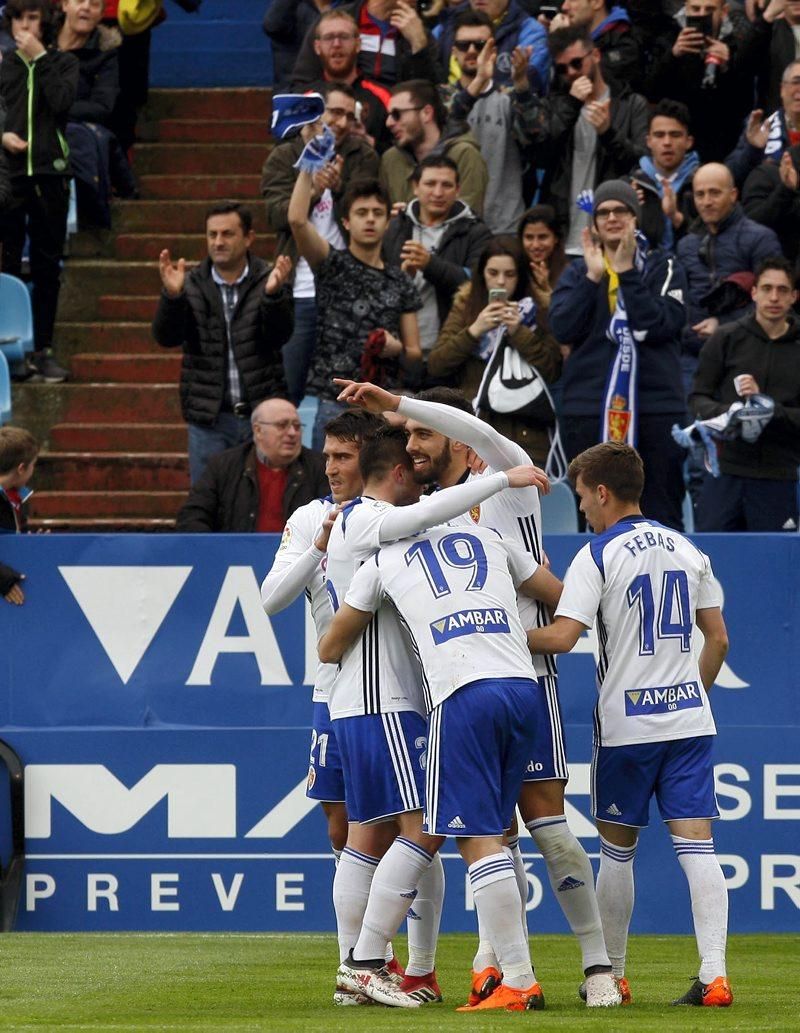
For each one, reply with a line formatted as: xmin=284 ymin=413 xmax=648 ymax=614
xmin=518 ymin=778 xmax=567 ymax=822
xmin=322 ymin=802 xmax=348 ymax=852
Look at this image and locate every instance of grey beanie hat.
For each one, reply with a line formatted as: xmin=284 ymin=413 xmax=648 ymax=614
xmin=592 ymin=179 xmax=641 ymax=221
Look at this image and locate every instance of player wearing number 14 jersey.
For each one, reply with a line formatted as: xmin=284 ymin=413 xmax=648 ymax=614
xmin=528 ymin=443 xmax=733 ymax=1009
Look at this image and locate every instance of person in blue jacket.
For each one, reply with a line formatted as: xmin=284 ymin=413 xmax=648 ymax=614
xmin=549 ymin=179 xmax=689 ymax=530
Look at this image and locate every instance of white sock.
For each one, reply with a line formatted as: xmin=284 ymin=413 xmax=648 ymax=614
xmin=595 ymin=836 xmax=637 ymax=979
xmin=406 ymin=852 xmax=444 ymax=976
xmin=505 ymin=835 xmax=530 ymax=926
xmin=672 ymin=836 xmax=728 ymax=983
xmin=333 ymin=846 xmax=379 ymax=963
xmin=332 ymin=847 xmax=342 ymax=863
xmin=526 ymin=816 xmax=610 ymax=970
xmin=469 ymin=853 xmax=535 ymax=990
xmin=353 ymin=837 xmax=434 ymax=964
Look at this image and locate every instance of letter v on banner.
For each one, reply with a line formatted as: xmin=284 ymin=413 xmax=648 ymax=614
xmin=60 ymin=567 xmax=192 ymax=684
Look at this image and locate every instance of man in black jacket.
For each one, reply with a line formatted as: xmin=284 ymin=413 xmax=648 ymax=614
xmin=518 ymin=27 xmax=648 ymax=254
xmin=0 ymin=0 xmax=78 ymax=383
xmin=153 ymin=202 xmax=293 ymax=484
xmin=175 ymin=398 xmax=328 ymax=532
xmin=690 ymin=256 xmax=800 ymax=531
xmin=382 ymin=154 xmax=491 ymax=356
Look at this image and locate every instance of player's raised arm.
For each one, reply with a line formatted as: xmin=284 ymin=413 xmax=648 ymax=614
xmin=334 ymin=379 xmax=549 ymax=492
xmin=695 ymin=607 xmax=729 ymax=692
xmin=376 ymin=466 xmax=539 ymax=544
xmin=318 ymin=603 xmax=374 ymax=663
xmin=527 ymin=616 xmax=588 ymax=656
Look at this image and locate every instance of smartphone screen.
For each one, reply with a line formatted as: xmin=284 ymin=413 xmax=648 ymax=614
xmin=685 ymin=14 xmax=713 ymax=37
xmin=488 ymin=288 xmax=508 ymax=304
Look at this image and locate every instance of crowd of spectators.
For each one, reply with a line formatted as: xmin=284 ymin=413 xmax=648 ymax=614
xmin=3 ymin=1 xmax=800 ymax=535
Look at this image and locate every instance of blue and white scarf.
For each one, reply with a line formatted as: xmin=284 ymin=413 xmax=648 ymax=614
xmin=293 ymin=124 xmax=336 ymax=174
xmin=600 ymin=232 xmax=648 ymax=447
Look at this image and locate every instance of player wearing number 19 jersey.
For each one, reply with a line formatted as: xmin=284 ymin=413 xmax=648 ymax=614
xmin=529 ymin=443 xmax=732 ymax=1009
xmin=323 ymin=522 xmax=563 ymax=1011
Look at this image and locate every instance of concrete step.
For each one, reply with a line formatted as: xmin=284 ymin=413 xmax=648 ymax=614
xmin=114 ymin=233 xmax=275 ymax=263
xmin=60 ymin=262 xmax=160 ymax=320
xmin=114 ymin=200 xmax=269 ymax=234
xmin=154 ymin=119 xmax=269 ymax=143
xmin=133 ymin=143 xmax=266 ymax=175
xmin=145 ymin=87 xmax=271 ymax=122
xmin=56 ymin=322 xmax=154 ymax=358
xmin=36 ymin=452 xmax=189 ymax=492
xmin=29 ymin=516 xmax=178 ymax=532
xmin=33 ymin=489 xmax=186 ymax=517
xmin=97 ymin=296 xmax=157 ymax=321
xmin=59 ymin=384 xmax=181 ymax=422
xmin=138 ymin=174 xmax=263 ymax=200
xmin=70 ymin=353 xmax=181 ymax=384
xmin=50 ymin=423 xmax=186 ymax=452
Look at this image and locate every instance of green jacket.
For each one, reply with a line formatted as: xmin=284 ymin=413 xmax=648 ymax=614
xmin=379 ymin=129 xmax=489 ymax=216
xmin=260 ymin=132 xmax=380 ymax=275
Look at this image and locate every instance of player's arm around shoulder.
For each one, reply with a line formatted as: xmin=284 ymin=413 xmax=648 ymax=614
xmin=696 ymin=607 xmax=729 ymax=693
xmin=318 ymin=558 xmax=382 ymax=663
xmin=260 ymin=501 xmax=326 ymax=614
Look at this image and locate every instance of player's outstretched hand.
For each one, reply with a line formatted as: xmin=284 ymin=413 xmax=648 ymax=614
xmin=506 ymin=463 xmax=550 ymax=494
xmin=334 ymin=379 xmax=401 ymax=413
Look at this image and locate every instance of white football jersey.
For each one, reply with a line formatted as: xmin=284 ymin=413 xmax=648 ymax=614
xmin=555 ymin=517 xmax=721 ymax=747
xmin=326 ymin=497 xmax=425 ymax=720
xmin=446 ymin=463 xmax=555 ymax=680
xmin=261 ymin=496 xmax=335 ymax=703
xmin=345 ymin=524 xmax=539 ymax=711
xmin=396 ymin=396 xmax=556 ymax=679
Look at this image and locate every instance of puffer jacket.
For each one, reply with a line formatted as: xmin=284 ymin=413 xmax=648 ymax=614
xmin=152 ymin=256 xmax=292 ymax=427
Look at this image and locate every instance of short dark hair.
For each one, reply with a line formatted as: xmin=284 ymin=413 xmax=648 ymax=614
xmin=340 ymin=177 xmax=389 ymax=218
xmin=411 ymin=154 xmax=460 ymax=185
xmin=754 ymin=255 xmax=795 ymax=285
xmin=358 ymin=425 xmax=412 ymax=482
xmin=0 ymin=426 xmax=39 ymax=474
xmin=323 ymin=409 xmax=386 ymax=444
xmin=320 ymin=80 xmax=357 ymax=102
xmin=548 ymin=26 xmax=594 ymax=61
xmin=649 ymin=99 xmax=692 ymax=134
xmin=2 ymin=0 xmax=55 ymax=44
xmin=414 ymin=387 xmax=474 ymax=415
xmin=391 ymin=79 xmax=446 ymax=131
xmin=205 ymin=201 xmax=253 ymax=235
xmin=453 ymin=10 xmax=493 ymax=35
xmin=568 ymin=442 xmax=644 ymax=504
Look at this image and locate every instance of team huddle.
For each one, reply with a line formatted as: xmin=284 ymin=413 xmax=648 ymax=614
xmin=260 ymin=382 xmax=733 ymax=1013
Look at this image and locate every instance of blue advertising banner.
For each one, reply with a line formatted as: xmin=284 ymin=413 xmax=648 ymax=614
xmin=0 ymin=533 xmax=798 ymax=933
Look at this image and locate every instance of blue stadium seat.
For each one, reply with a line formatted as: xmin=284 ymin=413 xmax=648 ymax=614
xmin=0 ymin=352 xmax=13 ymax=425
xmin=0 ymin=274 xmax=34 ymax=377
xmin=298 ymin=395 xmax=319 ymax=450
xmin=540 ymin=481 xmax=579 ymax=533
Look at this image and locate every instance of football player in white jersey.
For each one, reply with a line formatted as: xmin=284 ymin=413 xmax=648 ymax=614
xmin=334 ymin=379 xmax=619 ymax=1007
xmin=260 ymin=410 xmax=411 ymax=1001
xmin=321 ymin=522 xmax=563 ymax=1012
xmin=528 ymin=442 xmax=732 ymax=1009
xmin=323 ymin=425 xmax=548 ymax=1007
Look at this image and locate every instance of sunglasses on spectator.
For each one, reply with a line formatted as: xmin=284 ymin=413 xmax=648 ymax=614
xmin=555 ymin=54 xmax=589 ymax=75
xmin=386 ymin=105 xmax=423 ymax=122
xmin=317 ymin=32 xmax=358 ymax=43
xmin=453 ymin=39 xmax=487 ymax=53
xmin=594 ymin=206 xmax=633 ymax=221
xmin=254 ymin=420 xmax=304 ymax=433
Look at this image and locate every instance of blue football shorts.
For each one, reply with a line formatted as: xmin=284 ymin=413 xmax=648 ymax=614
xmin=424 ymin=677 xmax=540 ymax=837
xmin=334 ymin=709 xmax=428 ymax=824
xmin=521 ymin=674 xmax=569 ymax=782
xmin=306 ymin=700 xmax=346 ymax=803
xmin=592 ymin=734 xmax=720 ymax=828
